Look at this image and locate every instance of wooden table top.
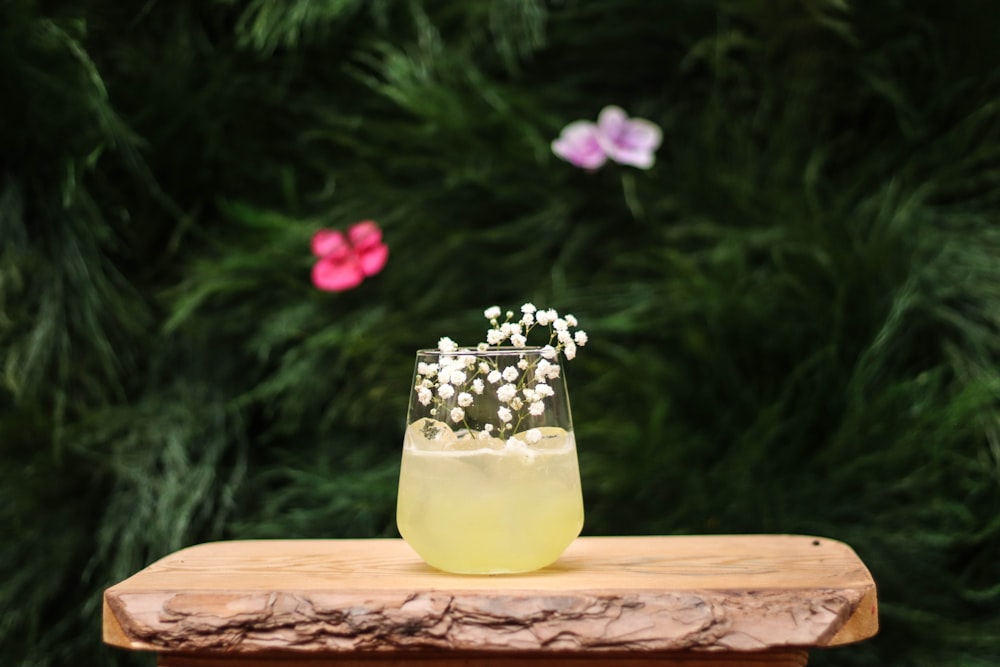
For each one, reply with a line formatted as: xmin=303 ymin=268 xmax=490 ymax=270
xmin=103 ymin=535 xmax=878 ymax=656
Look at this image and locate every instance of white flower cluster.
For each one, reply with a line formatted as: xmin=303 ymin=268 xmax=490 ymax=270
xmin=480 ymin=304 xmax=588 ymax=360
xmin=412 ymin=304 xmax=587 ymax=441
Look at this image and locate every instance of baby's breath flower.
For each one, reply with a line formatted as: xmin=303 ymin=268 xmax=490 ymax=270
xmin=420 ymin=304 xmax=586 ymax=442
xmin=417 ymin=387 xmax=433 ymax=406
xmin=497 ymin=383 xmax=517 ymax=402
xmin=534 ymin=360 xmax=554 ymax=382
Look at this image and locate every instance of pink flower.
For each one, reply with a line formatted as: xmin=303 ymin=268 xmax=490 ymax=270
xmin=595 ymin=106 xmax=662 ymax=169
xmin=552 ymin=106 xmax=662 ymax=170
xmin=551 ymin=121 xmax=608 ymax=170
xmin=311 ymin=220 xmax=389 ymax=291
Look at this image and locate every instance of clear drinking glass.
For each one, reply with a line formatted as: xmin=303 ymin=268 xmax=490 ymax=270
xmin=396 ymin=346 xmax=584 ymax=574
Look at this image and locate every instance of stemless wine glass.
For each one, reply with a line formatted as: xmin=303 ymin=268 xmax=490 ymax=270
xmin=396 ymin=346 xmax=584 ymax=574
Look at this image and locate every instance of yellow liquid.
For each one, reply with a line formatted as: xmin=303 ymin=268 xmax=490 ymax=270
xmin=396 ymin=426 xmax=584 ymax=574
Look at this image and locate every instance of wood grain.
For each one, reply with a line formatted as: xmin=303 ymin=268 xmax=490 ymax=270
xmin=158 ymin=648 xmax=810 ymax=667
xmin=103 ymin=536 xmax=877 ymax=659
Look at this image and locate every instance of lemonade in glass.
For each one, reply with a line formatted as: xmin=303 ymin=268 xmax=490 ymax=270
xmin=396 ymin=306 xmax=586 ymax=574
xmin=397 ymin=420 xmax=583 ymax=574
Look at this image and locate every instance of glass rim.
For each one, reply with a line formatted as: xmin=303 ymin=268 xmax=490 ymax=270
xmin=415 ymin=345 xmax=551 ymax=356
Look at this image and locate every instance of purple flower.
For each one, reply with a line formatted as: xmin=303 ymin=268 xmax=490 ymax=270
xmin=595 ymin=106 xmax=662 ymax=169
xmin=551 ymin=106 xmax=662 ymax=170
xmin=551 ymin=121 xmax=608 ymax=170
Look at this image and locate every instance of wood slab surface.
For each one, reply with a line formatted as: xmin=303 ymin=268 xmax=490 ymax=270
xmin=103 ymin=535 xmax=877 ymax=658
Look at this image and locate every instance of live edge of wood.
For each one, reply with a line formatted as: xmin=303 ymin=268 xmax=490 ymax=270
xmin=103 ymin=535 xmax=878 ymax=660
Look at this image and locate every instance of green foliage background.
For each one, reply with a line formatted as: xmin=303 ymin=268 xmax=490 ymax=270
xmin=2 ymin=1 xmax=999 ymax=665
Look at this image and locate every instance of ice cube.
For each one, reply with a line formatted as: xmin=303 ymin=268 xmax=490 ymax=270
xmin=448 ymin=430 xmax=505 ymax=451
xmin=515 ymin=426 xmax=572 ymax=452
xmin=406 ymin=418 xmax=457 ymax=451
